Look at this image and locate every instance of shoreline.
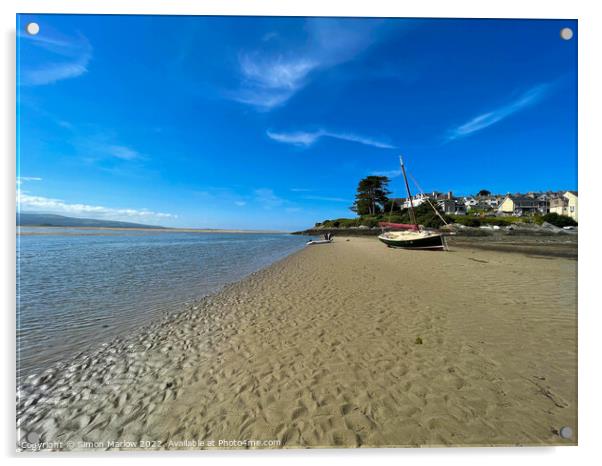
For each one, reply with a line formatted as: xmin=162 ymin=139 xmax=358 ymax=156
xmin=16 ymin=241 xmax=307 ymax=381
xmin=17 ymin=246 xmax=312 ymax=450
xmin=17 ymin=236 xmax=577 ymax=450
xmin=16 ymin=235 xmax=573 ymax=381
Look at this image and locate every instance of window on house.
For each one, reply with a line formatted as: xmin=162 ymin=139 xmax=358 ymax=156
xmin=570 ymin=206 xmax=575 ymax=212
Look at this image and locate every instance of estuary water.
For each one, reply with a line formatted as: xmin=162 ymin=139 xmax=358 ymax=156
xmin=17 ymin=228 xmax=307 ymax=379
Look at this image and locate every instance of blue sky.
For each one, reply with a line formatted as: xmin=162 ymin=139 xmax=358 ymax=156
xmin=17 ymin=15 xmax=577 ymax=230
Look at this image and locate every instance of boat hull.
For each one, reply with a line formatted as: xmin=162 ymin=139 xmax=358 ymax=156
xmin=378 ymin=233 xmax=446 ymax=250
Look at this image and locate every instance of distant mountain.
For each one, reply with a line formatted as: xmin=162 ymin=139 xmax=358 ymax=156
xmin=17 ymin=213 xmax=165 ymax=229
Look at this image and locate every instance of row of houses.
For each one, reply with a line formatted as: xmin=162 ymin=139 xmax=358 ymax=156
xmin=499 ymin=191 xmax=578 ymax=221
xmin=395 ymin=190 xmax=578 ymax=221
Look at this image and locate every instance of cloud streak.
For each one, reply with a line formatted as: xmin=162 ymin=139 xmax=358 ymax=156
xmin=446 ymin=83 xmax=552 ymax=142
xmin=230 ymin=19 xmax=383 ymax=110
xmin=104 ymin=144 xmax=141 ymax=161
xmin=19 ymin=28 xmax=92 ymax=86
xmin=301 ymin=195 xmax=349 ymax=203
xmin=267 ymin=129 xmax=396 ymax=149
xmin=18 ymin=192 xmax=175 ymax=221
xmin=75 ymin=135 xmax=145 ymax=164
xmin=371 ymin=169 xmax=402 ymax=178
xmin=22 ymin=60 xmax=90 ymax=86
xmin=231 ymin=55 xmax=318 ymax=109
xmin=253 ymin=188 xmax=285 ymax=209
xmin=16 ymin=176 xmax=43 ymax=185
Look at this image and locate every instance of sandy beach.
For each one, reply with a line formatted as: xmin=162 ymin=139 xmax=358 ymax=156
xmin=17 ymin=236 xmax=577 ymax=450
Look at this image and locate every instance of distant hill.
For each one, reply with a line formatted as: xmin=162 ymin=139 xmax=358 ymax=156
xmin=17 ymin=213 xmax=165 ymax=229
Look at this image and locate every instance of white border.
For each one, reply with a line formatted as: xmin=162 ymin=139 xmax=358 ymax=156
xmin=1 ymin=0 xmax=588 ymax=18
xmin=2 ymin=1 xmax=600 ymax=465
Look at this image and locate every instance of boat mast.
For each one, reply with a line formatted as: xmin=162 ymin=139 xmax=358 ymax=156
xmin=399 ymin=156 xmax=418 ymax=227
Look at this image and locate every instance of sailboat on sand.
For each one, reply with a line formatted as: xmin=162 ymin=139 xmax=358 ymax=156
xmin=377 ymin=156 xmax=448 ymax=251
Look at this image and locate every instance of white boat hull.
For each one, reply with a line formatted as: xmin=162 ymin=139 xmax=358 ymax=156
xmin=378 ymin=231 xmax=447 ymax=250
xmin=306 ymin=239 xmax=333 ymax=245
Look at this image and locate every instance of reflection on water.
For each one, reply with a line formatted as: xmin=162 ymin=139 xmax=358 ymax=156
xmin=17 ymin=229 xmax=306 ymax=378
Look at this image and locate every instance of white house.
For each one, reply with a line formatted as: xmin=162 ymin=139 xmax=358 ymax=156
xmin=549 ymin=191 xmax=578 ymax=221
xmin=464 ymin=197 xmax=478 ymax=210
xmin=497 ymin=195 xmax=541 ymax=216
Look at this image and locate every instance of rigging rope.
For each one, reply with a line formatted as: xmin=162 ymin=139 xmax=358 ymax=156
xmin=387 ymin=194 xmax=396 ymax=223
xmin=407 ymin=172 xmax=450 ymax=226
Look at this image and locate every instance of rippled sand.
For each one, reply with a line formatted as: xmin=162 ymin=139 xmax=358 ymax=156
xmin=17 ymin=237 xmax=577 ymax=450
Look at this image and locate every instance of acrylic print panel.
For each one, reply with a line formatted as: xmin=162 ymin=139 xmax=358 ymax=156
xmin=16 ymin=14 xmax=577 ymax=451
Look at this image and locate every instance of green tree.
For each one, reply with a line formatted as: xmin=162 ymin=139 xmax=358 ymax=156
xmin=383 ymin=198 xmax=403 ymax=214
xmin=351 ymin=176 xmax=391 ymax=215
xmin=477 ymin=189 xmax=491 ymax=197
xmin=386 ymin=202 xmax=451 ymax=228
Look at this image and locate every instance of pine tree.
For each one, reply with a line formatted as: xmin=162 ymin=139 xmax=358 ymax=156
xmin=351 ymin=176 xmax=391 ymax=215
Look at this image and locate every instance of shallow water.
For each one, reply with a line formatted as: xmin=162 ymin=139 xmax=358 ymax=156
xmin=16 ymin=228 xmax=306 ymax=379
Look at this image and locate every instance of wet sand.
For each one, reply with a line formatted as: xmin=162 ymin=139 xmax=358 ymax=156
xmin=17 ymin=237 xmax=577 ymax=450
xmin=448 ymin=235 xmax=578 ymax=259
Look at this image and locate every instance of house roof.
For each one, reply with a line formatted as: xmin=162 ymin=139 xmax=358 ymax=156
xmin=502 ymin=195 xmax=541 ymax=208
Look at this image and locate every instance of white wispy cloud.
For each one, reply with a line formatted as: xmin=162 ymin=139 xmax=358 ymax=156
xmin=21 ymin=103 xmax=143 ymax=164
xmin=104 ymin=144 xmax=141 ymax=161
xmin=230 ymin=19 xmax=383 ymax=110
xmin=267 ymin=130 xmax=321 ymax=146
xmin=267 ymin=129 xmax=396 ymax=149
xmin=23 ymin=61 xmax=90 ymax=86
xmin=371 ymin=169 xmax=402 ymax=178
xmin=301 ymin=195 xmax=349 ymax=203
xmin=241 ymin=54 xmax=317 ymax=91
xmin=230 ymin=56 xmax=318 ymax=109
xmin=18 ymin=192 xmax=175 ymax=221
xmin=76 ymin=136 xmax=145 ymax=164
xmin=253 ymin=188 xmax=285 ymax=209
xmin=19 ymin=29 xmax=92 ymax=86
xmin=446 ymin=83 xmax=552 ymax=142
xmin=16 ymin=176 xmax=43 ymax=185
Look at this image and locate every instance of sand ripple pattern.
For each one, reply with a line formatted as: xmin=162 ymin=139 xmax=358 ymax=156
xmin=17 ymin=237 xmax=577 ymax=449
